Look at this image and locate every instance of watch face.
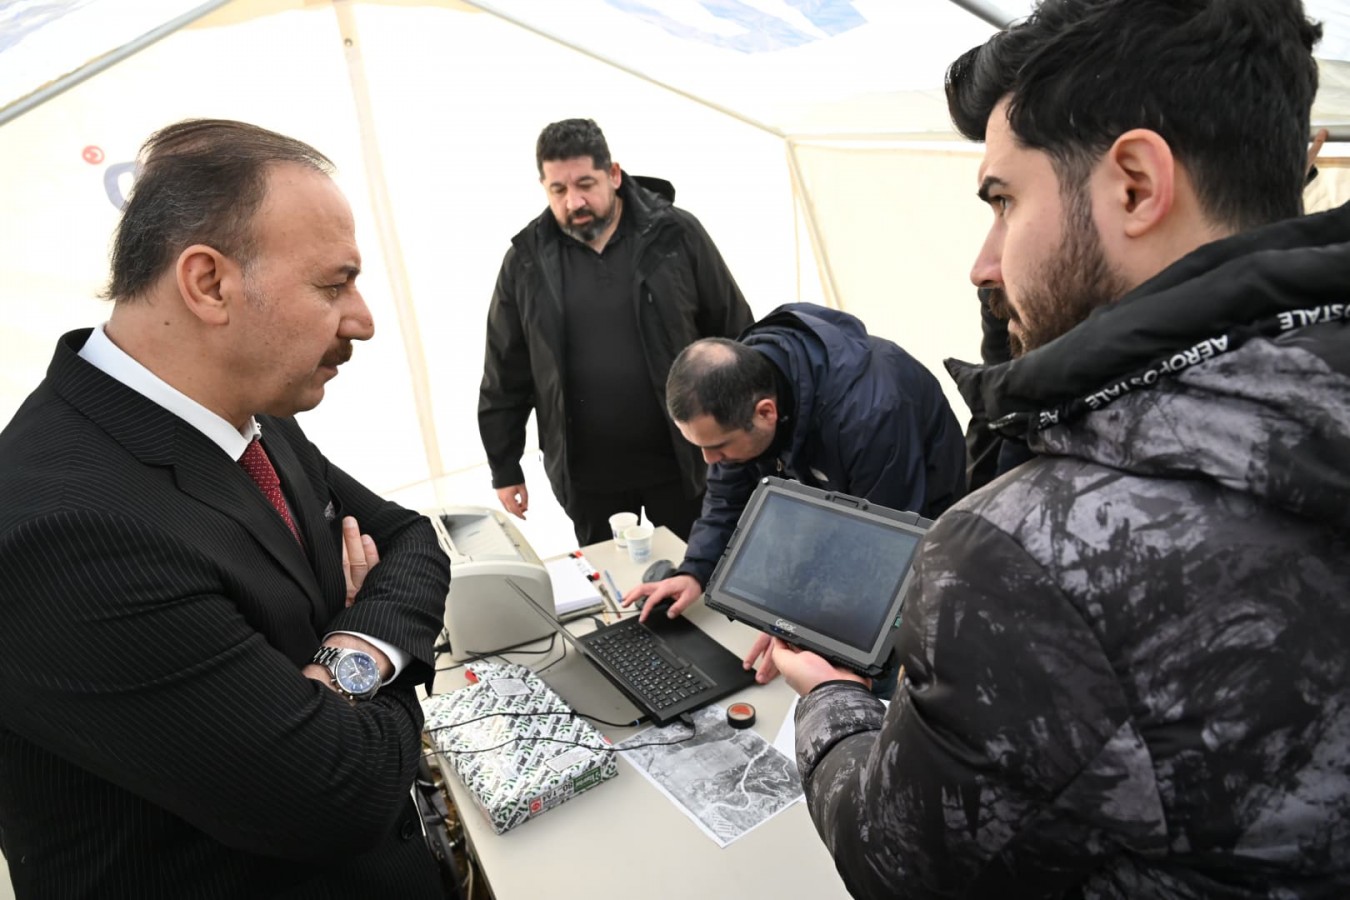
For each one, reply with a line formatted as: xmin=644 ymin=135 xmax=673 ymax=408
xmin=334 ymin=652 xmax=380 ymax=696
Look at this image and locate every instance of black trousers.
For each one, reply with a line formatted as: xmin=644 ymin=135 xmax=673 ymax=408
xmin=563 ymin=479 xmax=703 ymax=546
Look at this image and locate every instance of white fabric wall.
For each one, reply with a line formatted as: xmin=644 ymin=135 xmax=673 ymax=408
xmin=1 ymin=0 xmax=1342 ymax=562
xmin=0 ymin=2 xmax=803 ymax=502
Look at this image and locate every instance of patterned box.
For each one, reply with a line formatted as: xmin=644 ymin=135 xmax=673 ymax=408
xmin=422 ymin=662 xmax=619 ymax=834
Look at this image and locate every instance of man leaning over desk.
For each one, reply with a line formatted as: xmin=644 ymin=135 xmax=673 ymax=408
xmin=0 ymin=120 xmax=449 ymax=898
xmin=622 ymin=302 xmax=967 ymax=685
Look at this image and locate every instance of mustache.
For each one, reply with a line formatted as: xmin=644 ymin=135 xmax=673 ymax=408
xmin=567 ymin=208 xmax=594 ymax=222
xmin=321 ymin=342 xmax=353 ymax=368
xmin=981 ymin=286 xmax=1017 ymax=322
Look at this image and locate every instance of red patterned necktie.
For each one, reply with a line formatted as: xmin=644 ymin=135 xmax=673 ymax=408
xmin=239 ymin=438 xmax=303 ymax=545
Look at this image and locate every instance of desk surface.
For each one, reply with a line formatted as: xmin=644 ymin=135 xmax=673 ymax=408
xmin=431 ymin=527 xmax=850 ymax=900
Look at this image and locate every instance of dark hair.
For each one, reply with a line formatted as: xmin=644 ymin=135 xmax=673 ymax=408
xmin=535 ymin=118 xmax=611 ymax=176
xmin=106 ymin=119 xmax=333 ymax=301
xmin=666 ymin=338 xmax=777 ymax=431
xmin=945 ymin=0 xmax=1322 ymax=230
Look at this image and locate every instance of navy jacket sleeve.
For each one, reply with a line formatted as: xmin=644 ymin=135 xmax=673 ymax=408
xmin=676 ymin=459 xmax=762 ymax=585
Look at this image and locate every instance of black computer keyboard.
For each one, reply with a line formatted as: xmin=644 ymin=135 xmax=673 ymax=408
xmin=587 ymin=623 xmax=713 ymax=711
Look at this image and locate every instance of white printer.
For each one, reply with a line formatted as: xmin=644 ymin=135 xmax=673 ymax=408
xmin=428 ymin=506 xmax=554 ymax=661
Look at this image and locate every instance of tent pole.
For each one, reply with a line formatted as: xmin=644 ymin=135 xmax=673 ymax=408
xmin=785 ymin=140 xmax=842 ymax=310
xmin=458 ymin=0 xmax=782 ymax=139
xmin=945 ymin=0 xmax=1015 ymax=29
xmin=332 ymin=0 xmax=446 ymax=488
xmin=0 ymin=0 xmax=236 ymax=127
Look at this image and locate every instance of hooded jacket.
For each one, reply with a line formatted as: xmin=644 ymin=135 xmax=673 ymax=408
xmin=793 ymin=204 xmax=1350 ymax=898
xmin=477 ymin=173 xmax=752 ymax=510
xmin=678 ymin=303 xmax=967 ymax=586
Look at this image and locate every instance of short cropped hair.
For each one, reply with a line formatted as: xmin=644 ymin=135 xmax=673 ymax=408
xmin=535 ymin=118 xmax=611 ymax=176
xmin=945 ymin=0 xmax=1322 ymax=230
xmin=106 ymin=119 xmax=333 ymax=301
xmin=666 ymin=338 xmax=777 ymax=431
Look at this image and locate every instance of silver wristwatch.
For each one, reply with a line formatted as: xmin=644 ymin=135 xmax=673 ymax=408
xmin=310 ymin=646 xmax=382 ymax=701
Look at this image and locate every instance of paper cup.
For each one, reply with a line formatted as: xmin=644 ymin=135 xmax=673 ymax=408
xmin=624 ymin=524 xmax=654 ymax=564
xmin=608 ymin=512 xmax=638 ymax=547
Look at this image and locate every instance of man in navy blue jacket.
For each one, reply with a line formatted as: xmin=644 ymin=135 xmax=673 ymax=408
xmin=622 ymin=302 xmax=965 ymax=682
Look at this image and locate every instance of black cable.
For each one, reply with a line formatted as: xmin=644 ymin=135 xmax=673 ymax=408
xmin=423 ymin=715 xmax=696 ymax=758
xmin=426 ymin=712 xmax=680 ymax=744
xmin=434 ymin=633 xmax=560 ymax=675
xmin=433 ymin=732 xmax=696 ymax=756
xmin=464 ymin=633 xmax=559 ymax=659
xmin=427 ymin=707 xmax=647 ymax=731
xmin=534 ymin=636 xmax=567 ymax=674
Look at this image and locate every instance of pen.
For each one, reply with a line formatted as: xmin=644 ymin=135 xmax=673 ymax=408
xmin=602 ymin=570 xmax=625 ymax=615
xmin=595 ymin=583 xmax=615 ymax=624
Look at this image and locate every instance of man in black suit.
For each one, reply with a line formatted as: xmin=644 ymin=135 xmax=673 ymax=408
xmin=0 ymin=120 xmax=450 ymax=898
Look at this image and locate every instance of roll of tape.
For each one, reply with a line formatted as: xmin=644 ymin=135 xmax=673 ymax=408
xmin=726 ymin=702 xmax=756 ymax=729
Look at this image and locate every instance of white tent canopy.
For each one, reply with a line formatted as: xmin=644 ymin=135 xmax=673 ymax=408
xmin=2 ymin=0 xmax=1348 ymax=559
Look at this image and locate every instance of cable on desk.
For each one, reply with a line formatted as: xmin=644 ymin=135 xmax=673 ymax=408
xmin=421 ymin=712 xmax=696 ymax=755
xmin=433 ymin=634 xmax=561 ymax=680
xmin=534 ymin=636 xmax=568 ymax=674
xmin=425 ymin=729 xmax=697 ymax=758
xmin=427 ymin=706 xmax=647 ymax=731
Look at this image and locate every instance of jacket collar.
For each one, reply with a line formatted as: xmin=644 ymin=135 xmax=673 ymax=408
xmin=946 ymin=200 xmax=1350 ymax=438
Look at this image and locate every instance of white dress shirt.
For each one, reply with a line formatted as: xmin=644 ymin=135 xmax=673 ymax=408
xmin=79 ymin=324 xmax=407 ymax=680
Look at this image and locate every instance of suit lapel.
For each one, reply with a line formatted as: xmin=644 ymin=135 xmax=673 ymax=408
xmin=172 ymin=436 xmax=323 ymax=609
xmin=48 ymin=331 xmax=323 ymax=608
xmin=262 ymin=427 xmax=343 ymax=618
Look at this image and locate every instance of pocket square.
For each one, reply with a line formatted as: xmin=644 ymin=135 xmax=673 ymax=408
xmin=323 ymin=501 xmax=336 ymax=522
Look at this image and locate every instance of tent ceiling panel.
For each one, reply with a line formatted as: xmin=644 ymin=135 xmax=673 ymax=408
xmin=465 ymin=0 xmax=1000 ymax=137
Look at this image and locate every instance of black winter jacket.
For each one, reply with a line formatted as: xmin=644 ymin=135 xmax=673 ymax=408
xmin=678 ymin=303 xmax=967 ymax=586
xmin=796 ymin=204 xmax=1350 ymax=898
xmin=478 ymin=174 xmax=752 ymax=510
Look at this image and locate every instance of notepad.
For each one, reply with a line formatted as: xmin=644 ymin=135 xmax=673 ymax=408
xmin=544 ymin=556 xmax=604 ymax=618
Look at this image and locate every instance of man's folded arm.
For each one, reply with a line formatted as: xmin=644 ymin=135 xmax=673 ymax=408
xmin=0 ymin=510 xmax=434 ymax=862
xmin=285 ymin=424 xmax=449 ymax=678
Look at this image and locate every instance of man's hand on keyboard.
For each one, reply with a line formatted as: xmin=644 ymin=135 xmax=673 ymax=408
xmin=622 ymin=574 xmax=703 ymax=623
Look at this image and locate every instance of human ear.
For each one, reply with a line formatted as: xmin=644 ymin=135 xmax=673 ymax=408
xmin=1306 ymin=127 xmax=1328 ymax=184
xmin=176 ymin=245 xmax=236 ymax=326
xmin=1103 ymin=129 xmax=1175 ymax=238
xmin=754 ymin=397 xmax=778 ymax=427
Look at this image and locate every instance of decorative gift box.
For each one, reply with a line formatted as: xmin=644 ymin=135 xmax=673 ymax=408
xmin=422 ymin=662 xmax=618 ymax=834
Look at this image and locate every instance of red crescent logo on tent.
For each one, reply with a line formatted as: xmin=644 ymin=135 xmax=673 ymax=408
xmin=82 ymin=146 xmax=104 ymax=165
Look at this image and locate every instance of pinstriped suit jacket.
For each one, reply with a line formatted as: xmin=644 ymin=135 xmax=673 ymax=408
xmin=0 ymin=330 xmax=450 ymax=899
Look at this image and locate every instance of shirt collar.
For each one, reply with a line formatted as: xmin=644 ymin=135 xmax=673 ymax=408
xmin=78 ymin=323 xmax=261 ymax=461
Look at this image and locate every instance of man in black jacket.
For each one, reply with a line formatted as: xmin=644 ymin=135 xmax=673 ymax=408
xmin=478 ymin=118 xmax=753 ymax=545
xmin=772 ymin=1 xmax=1350 ymax=896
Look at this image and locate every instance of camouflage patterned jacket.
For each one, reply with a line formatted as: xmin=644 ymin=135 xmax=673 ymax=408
xmin=794 ymin=202 xmax=1350 ymax=898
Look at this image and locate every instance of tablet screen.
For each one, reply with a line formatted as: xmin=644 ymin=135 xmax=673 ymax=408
xmin=716 ymin=491 xmax=919 ymax=651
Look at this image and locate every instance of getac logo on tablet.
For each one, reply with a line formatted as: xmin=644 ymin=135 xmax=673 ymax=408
xmin=774 ymin=619 xmax=797 ymax=633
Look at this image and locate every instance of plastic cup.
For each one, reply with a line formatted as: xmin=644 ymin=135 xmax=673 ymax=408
xmin=624 ymin=524 xmax=654 ymax=564
xmin=608 ymin=512 xmax=639 ymax=548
